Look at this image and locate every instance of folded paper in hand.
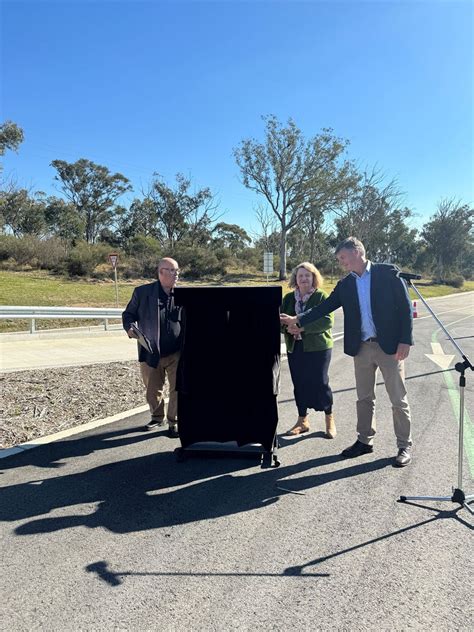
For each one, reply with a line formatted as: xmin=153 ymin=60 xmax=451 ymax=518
xmin=131 ymin=324 xmax=154 ymax=354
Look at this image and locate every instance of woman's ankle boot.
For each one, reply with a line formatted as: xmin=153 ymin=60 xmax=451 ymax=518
xmin=325 ymin=413 xmax=336 ymax=439
xmin=286 ymin=415 xmax=310 ymax=436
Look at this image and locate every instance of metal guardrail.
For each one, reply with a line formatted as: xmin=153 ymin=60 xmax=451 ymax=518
xmin=0 ymin=306 xmax=123 ymax=333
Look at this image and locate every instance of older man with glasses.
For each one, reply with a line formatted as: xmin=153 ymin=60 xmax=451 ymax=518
xmin=122 ymin=257 xmax=182 ymax=437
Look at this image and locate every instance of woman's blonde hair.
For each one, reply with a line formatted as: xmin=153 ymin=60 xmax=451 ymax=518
xmin=288 ymin=261 xmax=323 ymax=289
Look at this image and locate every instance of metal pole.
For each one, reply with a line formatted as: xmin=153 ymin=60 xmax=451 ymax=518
xmin=114 ymin=268 xmax=119 ymax=308
xmin=458 ymin=374 xmax=465 ymax=490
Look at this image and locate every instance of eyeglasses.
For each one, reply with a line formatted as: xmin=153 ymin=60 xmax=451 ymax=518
xmin=159 ymin=267 xmax=180 ymax=275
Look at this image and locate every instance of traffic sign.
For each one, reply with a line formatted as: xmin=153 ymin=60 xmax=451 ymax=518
xmin=108 ymin=253 xmax=119 ymax=269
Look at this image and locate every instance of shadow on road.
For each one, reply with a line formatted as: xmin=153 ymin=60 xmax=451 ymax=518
xmin=85 ymin=560 xmax=330 ymax=587
xmin=1 ymin=426 xmax=394 ymax=536
xmin=283 ymin=500 xmax=474 ymax=576
xmin=0 ymin=422 xmax=159 ymax=471
xmin=84 ymin=501 xmax=473 ymax=587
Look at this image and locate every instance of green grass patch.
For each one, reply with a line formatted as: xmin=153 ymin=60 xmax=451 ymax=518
xmin=0 ymin=269 xmax=140 ymax=307
xmin=0 ymin=270 xmax=140 ymax=332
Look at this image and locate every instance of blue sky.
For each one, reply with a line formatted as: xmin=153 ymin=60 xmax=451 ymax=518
xmin=1 ymin=0 xmax=472 ymax=236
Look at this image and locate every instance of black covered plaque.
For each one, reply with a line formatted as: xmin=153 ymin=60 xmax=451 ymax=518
xmin=174 ymin=286 xmax=282 ymax=453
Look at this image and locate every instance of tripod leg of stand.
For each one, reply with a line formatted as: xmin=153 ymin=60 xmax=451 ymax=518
xmin=398 ymin=319 xmax=473 ymax=514
xmin=400 ymin=495 xmax=453 ymax=503
xmin=400 ymin=491 xmax=474 ymax=514
xmin=458 ymin=491 xmax=474 ymax=515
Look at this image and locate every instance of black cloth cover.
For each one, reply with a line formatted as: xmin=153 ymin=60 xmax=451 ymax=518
xmin=174 ymin=286 xmax=282 ymax=452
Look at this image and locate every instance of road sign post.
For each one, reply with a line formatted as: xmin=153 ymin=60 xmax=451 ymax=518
xmin=108 ymin=253 xmax=119 ymax=307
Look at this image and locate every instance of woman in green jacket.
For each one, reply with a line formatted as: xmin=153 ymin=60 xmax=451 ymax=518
xmin=281 ymin=262 xmax=336 ymax=438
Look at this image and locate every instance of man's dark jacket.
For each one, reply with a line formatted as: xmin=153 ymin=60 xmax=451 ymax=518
xmin=122 ymin=280 xmax=181 ymax=367
xmin=297 ymin=263 xmax=413 ymax=357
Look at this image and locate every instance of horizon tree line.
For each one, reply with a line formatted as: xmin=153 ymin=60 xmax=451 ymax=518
xmin=0 ymin=118 xmax=472 ymax=282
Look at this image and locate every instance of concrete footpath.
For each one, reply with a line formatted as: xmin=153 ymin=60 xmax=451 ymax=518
xmin=0 ymin=327 xmax=289 ymax=373
xmin=0 ymin=326 xmax=137 ymax=372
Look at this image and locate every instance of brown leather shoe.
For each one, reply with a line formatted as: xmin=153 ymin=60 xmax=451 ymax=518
xmin=325 ymin=413 xmax=336 ymax=439
xmin=286 ymin=416 xmax=310 ymax=436
xmin=395 ymin=447 xmax=412 ymax=467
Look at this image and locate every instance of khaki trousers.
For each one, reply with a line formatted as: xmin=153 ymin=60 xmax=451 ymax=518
xmin=353 ymin=341 xmax=412 ymax=449
xmin=139 ymin=352 xmax=180 ymax=423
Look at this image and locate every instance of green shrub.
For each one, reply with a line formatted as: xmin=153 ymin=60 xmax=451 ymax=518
xmin=0 ymin=256 xmax=18 ymax=270
xmin=120 ymin=235 xmax=163 ymax=278
xmin=91 ymin=262 xmax=114 ymax=280
xmin=66 ymin=242 xmax=113 ymax=277
xmin=236 ymin=247 xmax=260 ymax=270
xmin=174 ymin=245 xmax=228 ymax=278
xmin=0 ymin=234 xmax=38 ymax=266
xmin=125 ymin=235 xmax=162 ymax=258
xmin=0 ymin=234 xmax=18 ymax=261
xmin=444 ymin=275 xmax=464 ymax=289
xmin=121 ymin=258 xmax=144 ymax=279
xmin=0 ymin=235 xmax=68 ymax=270
xmin=37 ymin=238 xmax=68 ymax=271
xmin=121 ymin=256 xmax=159 ymax=279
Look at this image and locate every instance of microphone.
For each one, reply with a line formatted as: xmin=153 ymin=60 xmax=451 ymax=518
xmin=397 ymin=271 xmax=422 ymax=281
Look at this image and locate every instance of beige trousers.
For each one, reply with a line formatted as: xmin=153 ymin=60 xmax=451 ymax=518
xmin=139 ymin=352 xmax=180 ymax=423
xmin=353 ymin=341 xmax=412 ymax=449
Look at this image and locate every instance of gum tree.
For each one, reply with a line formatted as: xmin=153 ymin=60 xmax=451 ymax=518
xmin=51 ymin=158 xmax=131 ymax=243
xmin=234 ymin=115 xmax=356 ymax=279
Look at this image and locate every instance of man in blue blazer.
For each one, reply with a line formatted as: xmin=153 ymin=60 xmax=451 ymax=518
xmin=122 ymin=257 xmax=182 ymax=437
xmin=281 ymin=237 xmax=413 ymax=467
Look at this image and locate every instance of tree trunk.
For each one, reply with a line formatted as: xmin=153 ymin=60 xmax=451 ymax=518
xmin=309 ymin=231 xmax=315 ymax=263
xmin=436 ymin=255 xmax=443 ymax=283
xmin=279 ymin=228 xmax=287 ymax=280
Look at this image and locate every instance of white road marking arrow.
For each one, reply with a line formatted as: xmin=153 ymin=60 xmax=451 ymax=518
xmin=425 ymin=342 xmax=455 ymax=370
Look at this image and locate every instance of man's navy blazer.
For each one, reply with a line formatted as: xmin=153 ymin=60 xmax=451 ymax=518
xmin=298 ymin=263 xmax=413 ymax=357
xmin=122 ymin=280 xmax=181 ymax=367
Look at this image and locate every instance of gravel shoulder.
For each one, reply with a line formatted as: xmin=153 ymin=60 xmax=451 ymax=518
xmin=0 ymin=361 xmax=149 ymax=449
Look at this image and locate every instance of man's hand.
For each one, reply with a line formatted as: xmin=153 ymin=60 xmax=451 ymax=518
xmin=288 ymin=324 xmax=304 ymax=335
xmin=280 ymin=313 xmax=298 ymax=326
xmin=127 ymin=328 xmax=139 ymax=339
xmin=394 ymin=343 xmax=410 ymax=361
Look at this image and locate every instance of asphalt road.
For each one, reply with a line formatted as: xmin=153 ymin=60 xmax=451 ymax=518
xmin=1 ymin=292 xmax=473 ymax=631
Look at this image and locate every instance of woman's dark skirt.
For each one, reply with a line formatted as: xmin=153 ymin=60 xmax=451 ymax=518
xmin=287 ymin=340 xmax=333 ymax=416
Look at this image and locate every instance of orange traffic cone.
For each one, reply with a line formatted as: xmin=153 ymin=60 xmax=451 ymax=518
xmin=413 ymin=301 xmax=418 ymax=318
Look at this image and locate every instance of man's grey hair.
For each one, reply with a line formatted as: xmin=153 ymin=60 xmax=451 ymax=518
xmin=335 ymin=236 xmax=366 ymax=257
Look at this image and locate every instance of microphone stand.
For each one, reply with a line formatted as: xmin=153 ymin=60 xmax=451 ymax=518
xmin=399 ymin=278 xmax=474 ymax=515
